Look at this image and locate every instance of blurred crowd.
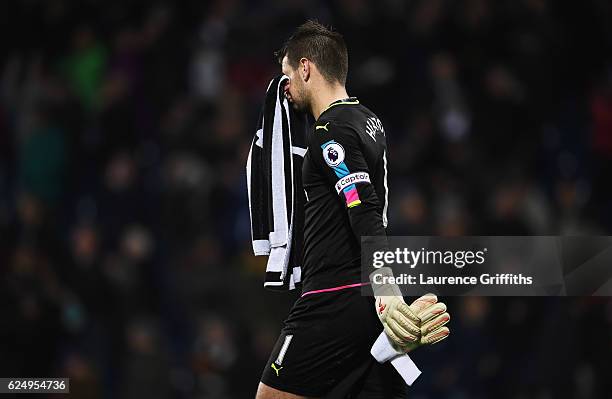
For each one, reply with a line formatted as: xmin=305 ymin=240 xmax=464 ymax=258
xmin=1 ymin=1 xmax=612 ymax=398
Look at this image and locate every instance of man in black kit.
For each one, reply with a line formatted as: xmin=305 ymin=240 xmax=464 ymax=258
xmin=256 ymin=21 xmax=450 ymax=398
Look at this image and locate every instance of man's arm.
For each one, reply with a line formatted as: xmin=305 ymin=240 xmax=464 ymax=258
xmin=311 ymin=119 xmax=385 ymax=241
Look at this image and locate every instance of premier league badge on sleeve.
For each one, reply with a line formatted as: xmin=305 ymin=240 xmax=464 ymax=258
xmin=322 ymin=141 xmax=345 ymax=167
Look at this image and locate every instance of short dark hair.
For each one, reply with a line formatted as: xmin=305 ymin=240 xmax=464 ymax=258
xmin=276 ymin=20 xmax=348 ymax=85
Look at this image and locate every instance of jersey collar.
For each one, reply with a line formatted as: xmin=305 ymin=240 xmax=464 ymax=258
xmin=320 ymin=97 xmax=360 ymax=118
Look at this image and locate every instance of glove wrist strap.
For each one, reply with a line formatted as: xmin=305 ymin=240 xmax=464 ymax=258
xmin=370 ymin=267 xmax=403 ymax=297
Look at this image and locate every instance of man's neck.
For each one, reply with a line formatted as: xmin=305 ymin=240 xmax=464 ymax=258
xmin=311 ymin=83 xmax=349 ymax=120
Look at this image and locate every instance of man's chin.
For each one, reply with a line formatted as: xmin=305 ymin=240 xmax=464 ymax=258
xmin=291 ymin=101 xmax=307 ymax=113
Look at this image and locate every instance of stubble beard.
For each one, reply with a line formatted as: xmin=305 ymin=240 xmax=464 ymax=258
xmin=291 ymin=85 xmax=311 ymax=114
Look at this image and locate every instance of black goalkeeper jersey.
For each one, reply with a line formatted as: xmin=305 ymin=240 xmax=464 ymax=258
xmin=301 ymin=97 xmax=388 ymax=291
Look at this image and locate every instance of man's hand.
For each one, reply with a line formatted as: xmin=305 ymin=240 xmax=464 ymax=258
xmin=371 ymin=267 xmax=422 ymax=349
xmin=376 ymin=295 xmax=422 ymax=350
xmin=371 ymin=268 xmax=450 ymax=352
xmin=401 ymin=293 xmax=451 ymax=352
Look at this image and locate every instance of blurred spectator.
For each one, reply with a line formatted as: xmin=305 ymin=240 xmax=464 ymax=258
xmin=59 ymin=25 xmax=107 ymax=110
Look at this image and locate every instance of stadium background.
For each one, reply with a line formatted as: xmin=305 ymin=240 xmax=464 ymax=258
xmin=1 ymin=0 xmax=612 ymax=398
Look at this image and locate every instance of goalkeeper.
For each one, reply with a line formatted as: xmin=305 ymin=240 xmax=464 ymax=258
xmin=257 ymin=21 xmax=450 ymax=399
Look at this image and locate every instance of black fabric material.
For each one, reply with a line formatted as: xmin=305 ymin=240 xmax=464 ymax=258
xmin=301 ymin=99 xmax=389 ymax=292
xmin=260 ymin=287 xmax=406 ymax=397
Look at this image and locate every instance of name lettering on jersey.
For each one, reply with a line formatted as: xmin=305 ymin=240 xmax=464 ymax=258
xmin=321 ymin=141 xmax=345 ymax=167
xmin=335 ymin=172 xmax=371 ymax=194
xmin=315 ymin=122 xmax=330 ymax=131
xmin=365 ymin=117 xmax=385 ymax=142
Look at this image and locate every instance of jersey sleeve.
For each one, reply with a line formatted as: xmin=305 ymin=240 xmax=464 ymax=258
xmin=310 ymin=120 xmax=387 ymax=243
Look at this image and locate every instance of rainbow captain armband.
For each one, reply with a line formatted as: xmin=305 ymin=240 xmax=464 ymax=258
xmin=344 ymin=186 xmax=362 ymax=208
xmin=336 ymin=172 xmax=370 ymax=207
xmin=321 ymin=140 xmax=370 ymax=208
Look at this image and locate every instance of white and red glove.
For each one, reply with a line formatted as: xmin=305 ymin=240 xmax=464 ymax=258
xmin=371 ymin=268 xmax=450 ymax=352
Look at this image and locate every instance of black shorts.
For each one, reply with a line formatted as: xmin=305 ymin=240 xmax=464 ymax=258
xmin=261 ymin=286 xmax=407 ymax=398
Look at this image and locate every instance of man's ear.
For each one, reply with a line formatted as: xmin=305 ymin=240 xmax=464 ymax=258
xmin=299 ymin=58 xmax=311 ymax=82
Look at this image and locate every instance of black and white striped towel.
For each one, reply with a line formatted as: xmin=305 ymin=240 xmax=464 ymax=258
xmin=246 ymin=75 xmax=310 ymax=291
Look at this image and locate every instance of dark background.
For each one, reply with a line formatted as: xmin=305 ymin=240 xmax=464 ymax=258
xmin=1 ymin=0 xmax=612 ymax=398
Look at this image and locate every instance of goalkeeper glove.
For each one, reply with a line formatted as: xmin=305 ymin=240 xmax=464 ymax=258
xmin=370 ymin=267 xmax=422 ymax=349
xmin=371 ymin=268 xmax=451 ymax=352
xmin=401 ymin=293 xmax=450 ymax=352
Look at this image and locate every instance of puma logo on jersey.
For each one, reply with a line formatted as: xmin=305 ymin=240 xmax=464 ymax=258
xmin=365 ymin=117 xmax=384 ymax=142
xmin=272 ymin=334 xmax=292 ymax=376
xmin=271 ymin=363 xmax=283 ymax=376
xmin=316 ymin=122 xmax=330 ymax=131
